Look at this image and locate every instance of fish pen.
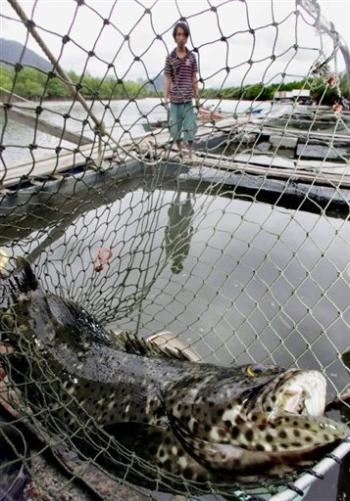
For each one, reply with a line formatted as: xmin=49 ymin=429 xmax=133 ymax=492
xmin=0 ymin=0 xmax=349 ymax=500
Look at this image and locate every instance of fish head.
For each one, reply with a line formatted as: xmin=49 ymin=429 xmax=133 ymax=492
xmin=250 ymin=367 xmax=327 ymax=417
xmin=167 ymin=364 xmax=349 ymax=473
xmin=236 ymin=367 xmax=348 ymax=457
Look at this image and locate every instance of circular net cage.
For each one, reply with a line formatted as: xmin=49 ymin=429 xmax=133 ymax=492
xmin=0 ymin=0 xmax=349 ymax=500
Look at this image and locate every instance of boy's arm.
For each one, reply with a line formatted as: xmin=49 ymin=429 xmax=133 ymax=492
xmin=164 ymin=55 xmax=172 ymax=103
xmin=193 ymin=72 xmax=199 ymax=108
xmin=192 ymin=55 xmax=200 ymax=108
xmin=164 ymin=74 xmax=172 ymax=103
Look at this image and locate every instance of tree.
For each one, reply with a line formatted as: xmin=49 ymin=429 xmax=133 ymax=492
xmin=46 ymin=77 xmax=68 ymax=98
xmin=0 ymin=66 xmax=13 ymax=91
xmin=13 ymin=67 xmax=44 ymax=98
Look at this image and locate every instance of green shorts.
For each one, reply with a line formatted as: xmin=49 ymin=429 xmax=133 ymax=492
xmin=169 ymin=101 xmax=197 ymax=142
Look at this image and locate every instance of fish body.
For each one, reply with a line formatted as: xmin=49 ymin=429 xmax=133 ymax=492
xmin=0 ymin=257 xmax=348 ymax=489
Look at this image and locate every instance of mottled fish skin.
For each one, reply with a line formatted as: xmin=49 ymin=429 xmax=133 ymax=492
xmin=0 ymin=257 xmax=349 ymax=489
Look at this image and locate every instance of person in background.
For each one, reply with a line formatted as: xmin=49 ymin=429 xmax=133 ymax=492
xmin=164 ymin=21 xmax=199 ymax=162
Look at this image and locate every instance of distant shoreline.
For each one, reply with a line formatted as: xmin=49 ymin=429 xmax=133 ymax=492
xmin=0 ymin=94 xmax=266 ymax=106
xmin=0 ymin=93 xmax=158 ymax=103
xmin=2 ymin=64 xmax=348 ymax=105
xmin=0 ymin=92 xmax=333 ymax=109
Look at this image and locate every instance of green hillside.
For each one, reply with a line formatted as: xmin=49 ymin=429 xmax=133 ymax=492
xmin=0 ymin=64 xmax=348 ymax=103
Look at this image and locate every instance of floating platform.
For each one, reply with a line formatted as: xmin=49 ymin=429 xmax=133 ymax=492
xmin=1 ymin=108 xmax=349 ymax=219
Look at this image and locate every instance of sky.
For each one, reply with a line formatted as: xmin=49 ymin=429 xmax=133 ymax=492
xmin=1 ymin=0 xmax=349 ymax=88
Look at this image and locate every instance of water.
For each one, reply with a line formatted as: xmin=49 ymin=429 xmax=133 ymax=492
xmin=2 ymin=176 xmax=349 ymax=389
xmin=1 ymin=97 xmax=272 ymax=167
xmin=1 ymin=98 xmax=349 ymax=499
xmin=2 ymin=176 xmax=349 ymax=499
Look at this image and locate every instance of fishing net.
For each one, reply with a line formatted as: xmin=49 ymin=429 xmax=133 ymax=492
xmin=0 ymin=0 xmax=349 ymax=499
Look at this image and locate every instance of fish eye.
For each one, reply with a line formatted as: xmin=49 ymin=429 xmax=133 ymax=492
xmin=247 ymin=365 xmax=264 ymax=377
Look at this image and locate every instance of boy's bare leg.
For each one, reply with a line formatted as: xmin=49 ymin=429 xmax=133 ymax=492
xmin=176 ymin=140 xmax=182 ymax=154
xmin=187 ymin=141 xmax=193 ymax=159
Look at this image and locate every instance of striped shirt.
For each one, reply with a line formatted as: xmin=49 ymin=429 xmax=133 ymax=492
xmin=164 ymin=48 xmax=198 ymax=104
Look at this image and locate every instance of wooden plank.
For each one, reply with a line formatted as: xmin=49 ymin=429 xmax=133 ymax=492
xmin=296 ymin=143 xmax=350 ymax=161
xmin=202 ymin=116 xmax=251 ymax=129
xmin=0 ymin=114 xmax=248 ymax=187
xmin=179 ymin=153 xmax=350 ymax=188
xmin=3 ymin=109 xmax=349 ymax=193
xmin=133 ymin=126 xmax=350 ymax=188
xmin=137 ymin=116 xmax=245 ymax=151
xmin=1 ymin=144 xmax=111 ymax=185
xmin=246 ymin=125 xmax=350 ymax=143
xmin=232 ymin=153 xmax=350 ymax=175
xmin=0 ymin=128 xmax=156 ymax=186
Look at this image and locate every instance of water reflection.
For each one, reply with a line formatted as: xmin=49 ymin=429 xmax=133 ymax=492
xmin=1 ymin=176 xmax=349 ymax=500
xmin=1 ymin=179 xmax=349 ymax=396
xmin=164 ymin=192 xmax=194 ymax=274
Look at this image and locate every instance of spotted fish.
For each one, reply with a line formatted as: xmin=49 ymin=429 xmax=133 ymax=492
xmin=0 ymin=257 xmax=348 ymax=489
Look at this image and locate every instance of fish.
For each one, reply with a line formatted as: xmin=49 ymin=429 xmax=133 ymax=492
xmin=0 ymin=248 xmax=9 ymax=280
xmin=0 ymin=257 xmax=348 ymax=491
xmin=146 ymin=331 xmax=201 ymax=362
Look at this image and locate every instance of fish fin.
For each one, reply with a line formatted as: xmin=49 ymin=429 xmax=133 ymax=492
xmin=47 ymin=295 xmax=113 ymax=347
xmin=104 ymin=422 xmax=168 ymax=451
xmin=147 ymin=331 xmax=201 ymax=362
xmin=168 ymin=413 xmax=272 ymax=473
xmin=111 ymin=331 xmax=193 ymax=361
xmin=169 ymin=410 xmax=349 ymax=473
xmin=105 ymin=423 xmax=211 ymax=482
xmin=166 ymin=412 xmax=216 ymax=469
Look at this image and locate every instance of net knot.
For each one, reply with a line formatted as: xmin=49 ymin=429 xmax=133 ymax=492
xmin=25 ymin=19 xmax=35 ymax=29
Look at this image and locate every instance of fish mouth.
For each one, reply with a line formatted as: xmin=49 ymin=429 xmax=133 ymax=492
xmin=201 ymin=369 xmax=349 ymax=471
xmin=236 ymin=369 xmax=348 ymax=456
xmin=271 ymin=370 xmax=327 ymax=417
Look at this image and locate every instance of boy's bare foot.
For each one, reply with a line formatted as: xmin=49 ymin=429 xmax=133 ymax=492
xmin=186 ymin=155 xmax=200 ymax=165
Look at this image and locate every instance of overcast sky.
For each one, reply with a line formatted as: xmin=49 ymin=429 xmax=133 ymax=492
xmin=1 ymin=0 xmax=349 ymax=88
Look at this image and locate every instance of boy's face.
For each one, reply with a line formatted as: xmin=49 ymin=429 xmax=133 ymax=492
xmin=175 ymin=27 xmax=188 ymax=48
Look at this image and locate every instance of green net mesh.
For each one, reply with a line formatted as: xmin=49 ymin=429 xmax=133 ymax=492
xmin=0 ymin=0 xmax=349 ymax=499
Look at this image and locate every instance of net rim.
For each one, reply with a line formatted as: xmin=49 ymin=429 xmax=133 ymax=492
xmin=270 ymin=438 xmax=350 ymax=501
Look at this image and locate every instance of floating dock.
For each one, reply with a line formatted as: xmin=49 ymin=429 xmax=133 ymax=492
xmin=1 ymin=108 xmax=349 ymax=218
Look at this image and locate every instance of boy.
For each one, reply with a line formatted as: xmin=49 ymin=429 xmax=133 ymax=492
xmin=164 ymin=21 xmax=199 ymax=161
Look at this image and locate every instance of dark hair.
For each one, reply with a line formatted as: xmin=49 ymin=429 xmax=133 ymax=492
xmin=172 ymin=21 xmax=190 ymax=39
